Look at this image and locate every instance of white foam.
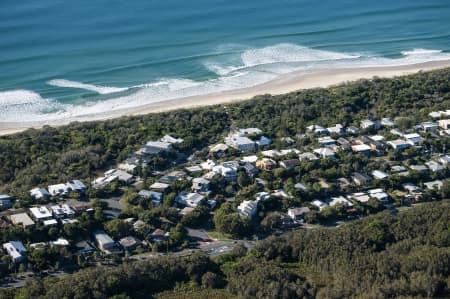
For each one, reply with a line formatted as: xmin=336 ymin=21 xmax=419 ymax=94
xmin=48 ymin=79 xmax=128 ymax=94
xmin=2 ymin=44 xmax=450 ymax=124
xmin=0 ymin=89 xmax=65 ymax=122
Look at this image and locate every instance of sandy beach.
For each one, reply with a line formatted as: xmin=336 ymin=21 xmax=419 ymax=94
xmin=1 ymin=60 xmax=450 ymax=136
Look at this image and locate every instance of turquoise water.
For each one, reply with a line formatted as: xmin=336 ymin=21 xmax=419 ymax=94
xmin=1 ymin=0 xmax=450 ymax=122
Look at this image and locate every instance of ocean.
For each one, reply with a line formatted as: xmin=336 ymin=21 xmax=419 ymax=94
xmin=1 ymin=0 xmax=450 ymax=123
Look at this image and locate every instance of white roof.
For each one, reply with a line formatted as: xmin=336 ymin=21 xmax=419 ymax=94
xmin=328 ymin=196 xmax=353 ymax=207
xmin=43 ymin=219 xmax=58 ymax=226
xmin=150 ymin=182 xmax=170 ymax=190
xmin=239 ymin=128 xmax=262 ymax=135
xmin=160 ymin=135 xmax=183 ymax=144
xmin=424 ymin=180 xmax=443 ymax=190
xmin=311 ymin=199 xmax=328 ymax=210
xmin=241 ymin=155 xmax=258 ymax=163
xmin=50 ymin=238 xmax=69 ymax=246
xmin=29 ymin=206 xmax=52 ymax=219
xmin=30 ymin=188 xmax=50 ymax=198
xmin=369 ymin=135 xmax=385 ymax=142
xmin=352 ymin=144 xmax=371 ymax=152
xmin=261 ymin=149 xmax=282 ymax=157
xmin=372 ymin=170 xmax=389 ymax=180
xmin=146 ymin=141 xmax=172 ymax=149
xmin=313 ymin=147 xmax=335 ymax=157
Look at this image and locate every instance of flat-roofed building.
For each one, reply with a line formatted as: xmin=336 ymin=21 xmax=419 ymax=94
xmin=10 ymin=213 xmax=35 ymax=227
xmin=29 ymin=206 xmax=53 ymax=221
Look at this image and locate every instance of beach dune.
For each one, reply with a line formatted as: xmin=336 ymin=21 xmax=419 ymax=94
xmin=1 ymin=60 xmax=450 ymax=136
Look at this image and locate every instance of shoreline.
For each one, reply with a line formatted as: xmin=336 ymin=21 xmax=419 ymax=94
xmin=1 ymin=60 xmax=450 ymax=136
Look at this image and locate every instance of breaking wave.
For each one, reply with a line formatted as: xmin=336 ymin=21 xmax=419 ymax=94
xmin=1 ymin=44 xmax=450 ymax=124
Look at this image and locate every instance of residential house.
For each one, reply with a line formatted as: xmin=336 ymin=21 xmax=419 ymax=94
xmin=307 ymin=125 xmax=328 ymax=135
xmin=200 ymin=159 xmax=216 ymax=170
xmin=368 ymin=189 xmax=390 ymax=203
xmin=0 ymin=194 xmax=12 ymax=209
xmin=192 ymin=177 xmax=210 ymax=193
xmin=439 ymin=155 xmax=450 ymax=165
xmin=48 ymin=183 xmax=70 ymax=197
xmin=93 ymin=231 xmax=121 ymax=254
xmin=298 ymin=152 xmax=319 ymax=161
xmin=318 ymin=136 xmax=336 ymax=147
xmin=409 ymin=165 xmax=428 ymax=173
xmin=10 ymin=213 xmax=35 ymax=227
xmin=294 ymin=183 xmax=309 ymax=191
xmin=142 ymin=141 xmax=172 ymax=155
xmin=256 ymin=136 xmax=272 ymax=146
xmin=313 ymin=147 xmax=336 ymax=159
xmin=237 ymin=200 xmax=258 ymax=218
xmin=138 ymin=190 xmax=163 ymax=205
xmin=346 ymin=126 xmax=360 ymax=135
xmin=261 ymin=149 xmax=282 ymax=158
xmin=351 ymin=144 xmax=371 ymax=156
xmin=280 ymin=159 xmax=301 ymax=169
xmin=225 ymin=131 xmax=256 ymax=152
xmin=348 ymin=192 xmax=370 ymax=203
xmin=360 ymin=119 xmax=380 ymax=130
xmin=151 ymin=229 xmax=168 ymax=242
xmin=328 ymin=196 xmax=353 ymax=207
xmin=287 ymin=207 xmax=310 ymax=220
xmin=209 ymin=143 xmax=229 ymax=157
xmin=185 ymin=165 xmax=203 ymax=174
xmin=30 ymin=188 xmax=50 ymax=200
xmin=212 ymin=163 xmax=238 ymax=181
xmin=327 ymin=124 xmax=345 ymax=136
xmin=438 ymin=119 xmax=450 ymax=130
xmin=404 ymin=133 xmax=424 ymax=145
xmin=425 ymin=161 xmax=445 ymax=172
xmin=420 ymin=121 xmax=439 ymax=132
xmin=255 ymin=192 xmax=270 ymax=201
xmin=351 ymin=172 xmax=372 ymax=186
xmin=387 ymin=139 xmax=410 ymax=150
xmin=337 ymin=137 xmax=352 ymax=151
xmin=119 ymin=236 xmax=142 ymax=251
xmin=51 ymin=204 xmax=75 ymax=218
xmin=311 ymin=199 xmax=328 ymax=211
xmin=424 ymin=180 xmax=443 ymax=190
xmin=381 ymin=118 xmax=395 ymax=127
xmin=372 ymin=170 xmax=389 ymax=180
xmin=176 ymin=191 xmax=205 ymax=208
xmin=160 ymin=134 xmax=183 ymax=144
xmin=256 ymin=158 xmax=277 ymax=171
xmin=29 ymin=207 xmax=53 ymax=222
xmin=3 ymin=241 xmax=27 ymax=263
xmin=242 ymin=162 xmax=259 ymax=177
xmin=66 ymin=180 xmax=87 ymax=194
xmin=118 ymin=162 xmax=138 ymax=174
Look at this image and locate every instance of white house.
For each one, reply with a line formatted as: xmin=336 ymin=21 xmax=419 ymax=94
xmin=93 ymin=231 xmax=121 ymax=254
xmin=176 ymin=191 xmax=205 ymax=208
xmin=420 ymin=121 xmax=439 ymax=132
xmin=381 ymin=118 xmax=395 ymax=127
xmin=372 ymin=170 xmax=389 ymax=180
xmin=424 ymin=180 xmax=444 ymax=190
xmin=225 ymin=135 xmax=255 ymax=152
xmin=313 ymin=148 xmax=336 ymax=159
xmin=29 ymin=206 xmax=53 ymax=221
xmin=237 ymin=200 xmax=258 ymax=218
xmin=368 ymin=189 xmax=389 ymax=203
xmin=3 ymin=241 xmax=27 ymax=263
xmin=287 ymin=207 xmax=310 ymax=220
xmin=438 ymin=119 xmax=450 ymax=130
xmin=404 ymin=133 xmax=424 ymax=145
xmin=425 ymin=161 xmax=445 ymax=172
xmin=212 ymin=164 xmax=237 ymax=181
xmin=48 ymin=183 xmax=70 ymax=197
xmin=387 ymin=140 xmax=410 ymax=150
xmin=160 ymin=134 xmax=184 ymax=144
xmin=51 ymin=204 xmax=75 ymax=218
xmin=30 ymin=188 xmax=50 ymax=200
xmin=311 ymin=199 xmax=328 ymax=211
xmin=256 ymin=136 xmax=272 ymax=146
xmin=328 ymin=196 xmax=353 ymax=207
